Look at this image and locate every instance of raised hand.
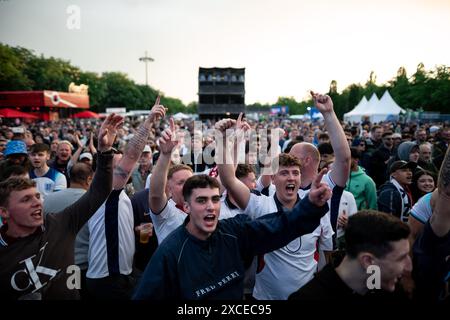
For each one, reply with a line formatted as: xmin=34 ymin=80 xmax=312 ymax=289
xmin=74 ymin=133 xmax=83 ymax=148
xmin=214 ymin=118 xmax=236 ymax=133
xmin=98 ymin=113 xmax=124 ymax=152
xmin=310 ymin=91 xmax=334 ymax=114
xmin=159 ymin=117 xmax=179 ymax=155
xmin=149 ymin=96 xmax=167 ymax=122
xmin=308 ymin=168 xmax=332 ymax=207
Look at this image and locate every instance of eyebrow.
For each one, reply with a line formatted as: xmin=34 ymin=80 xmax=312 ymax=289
xmin=195 ymin=195 xmax=220 ymax=200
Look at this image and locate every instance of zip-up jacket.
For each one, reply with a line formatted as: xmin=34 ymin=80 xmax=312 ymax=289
xmin=133 ymin=196 xmax=329 ymax=300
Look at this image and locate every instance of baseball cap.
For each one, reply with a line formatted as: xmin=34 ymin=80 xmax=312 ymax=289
xmin=143 ymin=145 xmax=152 ymax=153
xmin=4 ymin=140 xmax=28 ymax=157
xmin=79 ymin=152 xmax=93 ymax=161
xmin=391 ymin=133 xmax=402 ymax=139
xmin=389 ymin=160 xmax=417 ymax=174
xmin=429 ymin=126 xmax=440 ymax=134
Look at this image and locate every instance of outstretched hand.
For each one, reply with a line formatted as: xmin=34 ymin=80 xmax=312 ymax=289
xmin=308 ymin=168 xmax=332 ymax=207
xmin=310 ymin=91 xmax=334 ymax=114
xmin=159 ymin=117 xmax=179 ymax=155
xmin=98 ymin=113 xmax=124 ymax=152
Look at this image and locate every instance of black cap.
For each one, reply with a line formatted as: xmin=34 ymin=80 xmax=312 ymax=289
xmin=389 ymin=160 xmax=417 ymax=174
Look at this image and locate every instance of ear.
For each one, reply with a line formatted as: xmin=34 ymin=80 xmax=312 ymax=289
xmin=0 ymin=207 xmax=9 ymax=219
xmin=183 ymin=201 xmax=190 ymax=214
xmin=357 ymin=252 xmax=375 ymax=270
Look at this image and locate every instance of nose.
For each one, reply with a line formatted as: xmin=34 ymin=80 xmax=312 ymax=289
xmin=32 ymin=195 xmax=43 ymax=207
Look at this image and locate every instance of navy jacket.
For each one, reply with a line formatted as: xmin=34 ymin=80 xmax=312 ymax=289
xmin=133 ymin=196 xmax=328 ymax=300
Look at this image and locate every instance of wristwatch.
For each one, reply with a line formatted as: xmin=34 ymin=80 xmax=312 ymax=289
xmin=97 ymin=148 xmax=115 ymax=155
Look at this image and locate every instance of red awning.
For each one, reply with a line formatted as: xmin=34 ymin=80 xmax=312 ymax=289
xmin=0 ymin=108 xmax=38 ymax=119
xmin=71 ymin=110 xmax=100 ymax=119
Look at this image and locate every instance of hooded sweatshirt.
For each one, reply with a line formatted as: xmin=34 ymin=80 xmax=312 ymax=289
xmin=397 ymin=141 xmax=418 ymax=161
xmin=345 ymin=166 xmax=377 ymax=210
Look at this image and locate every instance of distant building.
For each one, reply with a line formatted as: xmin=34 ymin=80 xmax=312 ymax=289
xmin=198 ymin=67 xmax=245 ymax=120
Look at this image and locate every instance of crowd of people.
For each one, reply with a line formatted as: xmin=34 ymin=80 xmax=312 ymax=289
xmin=0 ymin=93 xmax=449 ymax=302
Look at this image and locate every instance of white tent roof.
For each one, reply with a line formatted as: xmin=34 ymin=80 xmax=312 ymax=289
xmin=376 ymin=90 xmax=405 ymax=114
xmin=173 ymin=112 xmax=191 ymax=120
xmin=344 ymin=96 xmax=368 ymax=116
xmin=344 ymin=90 xmax=404 ymax=122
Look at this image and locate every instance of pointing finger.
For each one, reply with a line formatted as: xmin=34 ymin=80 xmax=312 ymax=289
xmin=169 ymin=117 xmax=175 ymax=132
xmin=155 ymin=95 xmax=161 ymax=106
xmin=314 ymin=168 xmax=327 ymax=188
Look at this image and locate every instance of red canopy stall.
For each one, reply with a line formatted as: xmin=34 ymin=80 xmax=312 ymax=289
xmin=0 ymin=108 xmax=39 ymax=119
xmin=0 ymin=90 xmax=90 ymax=120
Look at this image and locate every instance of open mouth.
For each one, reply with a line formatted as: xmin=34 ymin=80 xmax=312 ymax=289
xmin=203 ymin=214 xmax=217 ymax=227
xmin=31 ymin=209 xmax=42 ymax=218
xmin=286 ymin=184 xmax=296 ymax=193
xmin=204 ymin=214 xmax=216 ymax=222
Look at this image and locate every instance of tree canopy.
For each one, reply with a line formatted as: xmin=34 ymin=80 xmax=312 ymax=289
xmin=0 ymin=43 xmax=196 ymax=114
xmin=1 ymin=43 xmax=449 ymax=117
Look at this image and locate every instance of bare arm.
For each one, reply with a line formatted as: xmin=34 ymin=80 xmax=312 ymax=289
xmin=113 ymin=98 xmax=166 ymax=190
xmin=69 ymin=134 xmax=84 ymax=165
xmin=311 ymin=92 xmax=351 ymax=187
xmin=216 ymin=116 xmax=251 ymax=210
xmin=88 ymin=132 xmax=97 ymax=155
xmin=430 ymin=145 xmax=450 ymax=237
xmin=149 ymin=117 xmax=178 ymax=214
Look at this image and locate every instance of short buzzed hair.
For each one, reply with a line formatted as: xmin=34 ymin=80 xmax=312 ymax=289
xmin=289 ymin=142 xmax=320 ymax=163
xmin=70 ymin=163 xmax=94 ymax=185
xmin=168 ymin=164 xmax=193 ymax=180
xmin=182 ymin=175 xmax=220 ymax=201
xmin=345 ymin=211 xmax=410 ymax=259
xmin=0 ymin=178 xmax=36 ymax=207
xmin=235 ymin=164 xmax=256 ymax=180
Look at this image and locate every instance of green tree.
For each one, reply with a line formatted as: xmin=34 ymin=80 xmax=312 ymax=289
xmin=99 ymin=72 xmax=143 ymax=112
xmin=0 ymin=44 xmax=32 ymax=90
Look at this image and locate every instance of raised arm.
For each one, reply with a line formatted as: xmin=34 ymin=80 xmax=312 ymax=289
xmin=430 ymin=145 xmax=450 ymax=237
xmin=216 ymin=116 xmax=252 ymax=210
xmin=113 ymin=97 xmax=166 ymax=190
xmin=61 ymin=113 xmax=123 ymax=233
xmin=69 ymin=134 xmax=84 ymax=165
xmin=88 ymin=132 xmax=97 ymax=155
xmin=311 ymin=91 xmax=351 ymax=187
xmin=149 ymin=117 xmax=179 ymax=214
xmin=235 ymin=169 xmax=332 ymax=256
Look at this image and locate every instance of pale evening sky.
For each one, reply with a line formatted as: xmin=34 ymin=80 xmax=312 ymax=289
xmin=1 ymin=0 xmax=449 ymax=105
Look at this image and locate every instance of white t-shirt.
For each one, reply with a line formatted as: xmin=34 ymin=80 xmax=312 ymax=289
xmin=144 ymin=173 xmax=152 ymax=189
xmin=244 ymin=192 xmax=334 ymax=300
xmin=87 ymin=190 xmax=135 ymax=278
xmin=150 ymin=199 xmax=187 ymax=245
xmin=30 ymin=167 xmax=67 ymax=200
xmin=336 ymin=190 xmax=358 ymax=239
xmin=150 ymin=197 xmax=238 ymax=244
xmin=410 ymin=192 xmax=433 ymax=224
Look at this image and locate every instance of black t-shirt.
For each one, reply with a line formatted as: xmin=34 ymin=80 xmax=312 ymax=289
xmin=413 ymin=221 xmax=450 ymax=302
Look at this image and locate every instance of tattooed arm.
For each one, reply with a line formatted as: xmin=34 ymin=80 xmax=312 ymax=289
xmin=430 ymin=144 xmax=450 ymax=237
xmin=113 ymin=98 xmax=166 ymax=190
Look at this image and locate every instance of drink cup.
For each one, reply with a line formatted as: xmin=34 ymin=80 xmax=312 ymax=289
xmin=139 ymin=222 xmax=153 ymax=244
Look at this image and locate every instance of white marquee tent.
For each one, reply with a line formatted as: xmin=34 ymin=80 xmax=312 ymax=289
xmin=344 ymin=91 xmax=405 ymax=123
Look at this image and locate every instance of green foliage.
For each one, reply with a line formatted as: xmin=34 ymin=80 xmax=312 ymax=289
xmin=0 ymin=43 xmax=189 ymax=113
xmin=1 ymin=43 xmax=450 ymax=116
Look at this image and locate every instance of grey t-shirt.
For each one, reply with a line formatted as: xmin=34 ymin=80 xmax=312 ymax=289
xmin=44 ymin=188 xmax=89 ymax=269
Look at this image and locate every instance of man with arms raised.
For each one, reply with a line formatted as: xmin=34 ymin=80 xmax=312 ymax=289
xmin=133 ymin=168 xmax=331 ymax=300
xmin=0 ymin=114 xmax=123 ymax=300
